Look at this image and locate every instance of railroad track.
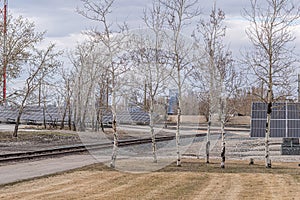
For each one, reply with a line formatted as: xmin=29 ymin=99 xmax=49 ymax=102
xmin=0 ymin=129 xmax=250 ymax=164
xmin=0 ymin=134 xmax=205 ymax=164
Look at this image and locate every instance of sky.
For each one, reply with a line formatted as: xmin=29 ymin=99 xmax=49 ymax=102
xmin=6 ymin=0 xmax=300 ymax=66
xmin=2 ymin=0 xmax=299 ymax=100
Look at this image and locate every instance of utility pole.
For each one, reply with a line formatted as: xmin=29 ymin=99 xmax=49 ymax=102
xmin=298 ymin=74 xmax=300 ymax=103
xmin=1 ymin=0 xmax=7 ymax=104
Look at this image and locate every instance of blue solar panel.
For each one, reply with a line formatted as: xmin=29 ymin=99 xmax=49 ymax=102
xmin=250 ymin=102 xmax=300 ymax=138
xmin=0 ymin=105 xmax=151 ymax=125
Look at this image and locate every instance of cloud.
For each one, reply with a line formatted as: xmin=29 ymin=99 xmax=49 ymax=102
xmin=224 ymin=16 xmax=250 ymax=54
xmin=6 ymin=0 xmax=300 ymax=59
xmin=10 ymin=1 xmax=91 ymax=38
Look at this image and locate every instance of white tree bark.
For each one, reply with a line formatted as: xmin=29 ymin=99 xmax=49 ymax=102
xmin=206 ymin=113 xmax=211 ymax=163
xmin=110 ymin=77 xmax=118 ymax=168
xmin=71 ymin=42 xmax=101 ymax=132
xmin=220 ymin=98 xmax=226 ymax=168
xmin=206 ymin=55 xmax=214 ymax=164
xmin=176 ymin=83 xmax=182 ymax=166
xmin=265 ymin=90 xmax=272 ymax=168
xmin=220 ymin=119 xmax=225 ymax=168
xmin=149 ymin=97 xmax=157 ymax=163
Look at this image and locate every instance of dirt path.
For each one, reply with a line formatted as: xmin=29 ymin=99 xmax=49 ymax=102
xmin=0 ymin=164 xmax=299 ymax=200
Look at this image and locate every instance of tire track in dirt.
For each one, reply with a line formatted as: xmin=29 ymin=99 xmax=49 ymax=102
xmin=223 ymin=174 xmax=243 ymax=199
xmin=88 ymin=172 xmax=209 ymax=199
xmin=238 ymin=174 xmax=271 ymax=199
xmin=267 ymin=174 xmax=300 ymax=200
xmin=192 ymin=173 xmax=243 ymax=200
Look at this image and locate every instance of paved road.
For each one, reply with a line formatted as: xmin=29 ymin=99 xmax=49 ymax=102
xmin=0 ymin=154 xmax=98 ymax=185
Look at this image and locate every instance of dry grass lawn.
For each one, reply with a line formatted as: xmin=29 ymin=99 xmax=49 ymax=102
xmin=0 ymin=159 xmax=299 ymax=200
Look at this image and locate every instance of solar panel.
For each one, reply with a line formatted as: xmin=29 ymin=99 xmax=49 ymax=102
xmin=0 ymin=105 xmax=152 ymax=126
xmin=0 ymin=105 xmax=67 ymax=124
xmin=250 ymin=102 xmax=300 ymax=138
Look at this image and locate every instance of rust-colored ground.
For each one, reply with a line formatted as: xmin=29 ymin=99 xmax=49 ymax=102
xmin=0 ymin=159 xmax=299 ymax=200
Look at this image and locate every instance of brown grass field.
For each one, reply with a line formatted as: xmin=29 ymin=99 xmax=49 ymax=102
xmin=0 ymin=158 xmax=299 ymax=200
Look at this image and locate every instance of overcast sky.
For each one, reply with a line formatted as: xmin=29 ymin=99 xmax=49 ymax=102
xmin=7 ymin=0 xmax=300 ymax=61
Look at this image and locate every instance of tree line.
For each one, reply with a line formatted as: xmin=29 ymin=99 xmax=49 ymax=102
xmin=0 ymin=0 xmax=299 ymax=169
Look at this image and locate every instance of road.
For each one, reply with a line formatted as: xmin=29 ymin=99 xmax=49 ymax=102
xmin=0 ymin=154 xmax=97 ymax=185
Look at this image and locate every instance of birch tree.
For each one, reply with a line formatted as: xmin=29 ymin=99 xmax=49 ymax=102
xmin=70 ymin=41 xmax=101 ymax=131
xmin=12 ymin=44 xmax=62 ymax=137
xmin=243 ymin=0 xmax=300 ymax=168
xmin=196 ymin=4 xmax=225 ymax=164
xmin=159 ymin=0 xmax=200 ymax=167
xmin=197 ymin=4 xmax=223 ymax=164
xmin=127 ymin=1 xmax=169 ymax=163
xmin=193 ymin=3 xmax=241 ymax=167
xmin=78 ymin=0 xmax=129 ymax=168
xmin=216 ymin=50 xmax=237 ymax=168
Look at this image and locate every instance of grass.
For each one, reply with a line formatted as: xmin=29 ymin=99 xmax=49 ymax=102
xmin=0 ymin=158 xmax=299 ymax=200
xmin=159 ymin=158 xmax=300 ymax=175
xmin=0 ymin=130 xmax=79 ymax=142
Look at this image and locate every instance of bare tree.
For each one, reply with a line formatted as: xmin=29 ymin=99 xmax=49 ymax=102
xmin=78 ymin=0 xmax=129 ymax=168
xmin=216 ymin=50 xmax=238 ymax=168
xmin=125 ymin=0 xmax=171 ymax=163
xmin=59 ymin=69 xmax=74 ymax=130
xmin=243 ymin=0 xmax=300 ymax=168
xmin=160 ymin=0 xmax=200 ymax=167
xmin=95 ymin=69 xmax=110 ymax=132
xmin=70 ymin=41 xmax=102 ymax=131
xmin=0 ymin=15 xmax=44 ymax=102
xmin=12 ymin=44 xmax=62 ymax=137
xmin=193 ymin=3 xmax=242 ymax=167
xmin=196 ymin=3 xmax=226 ymax=164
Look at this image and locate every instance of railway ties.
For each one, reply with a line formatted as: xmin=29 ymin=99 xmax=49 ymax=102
xmin=0 ymin=135 xmax=185 ymax=164
xmin=0 ymin=143 xmax=111 ymax=164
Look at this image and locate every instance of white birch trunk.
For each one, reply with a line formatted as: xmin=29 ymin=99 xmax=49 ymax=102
xmin=176 ymin=106 xmax=181 ymax=166
xmin=176 ymin=71 xmax=182 ymax=167
xmin=265 ymin=90 xmax=272 ymax=168
xmin=220 ymin=73 xmax=226 ymax=168
xmin=109 ymin=72 xmax=120 ymax=169
xmin=149 ymin=97 xmax=157 ymax=163
xmin=206 ymin=56 xmax=214 ymax=164
xmin=265 ymin=112 xmax=271 ymax=167
xmin=110 ymin=78 xmax=118 ymax=168
xmin=220 ymin=118 xmax=225 ymax=168
xmin=206 ymin=113 xmax=211 ymax=163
